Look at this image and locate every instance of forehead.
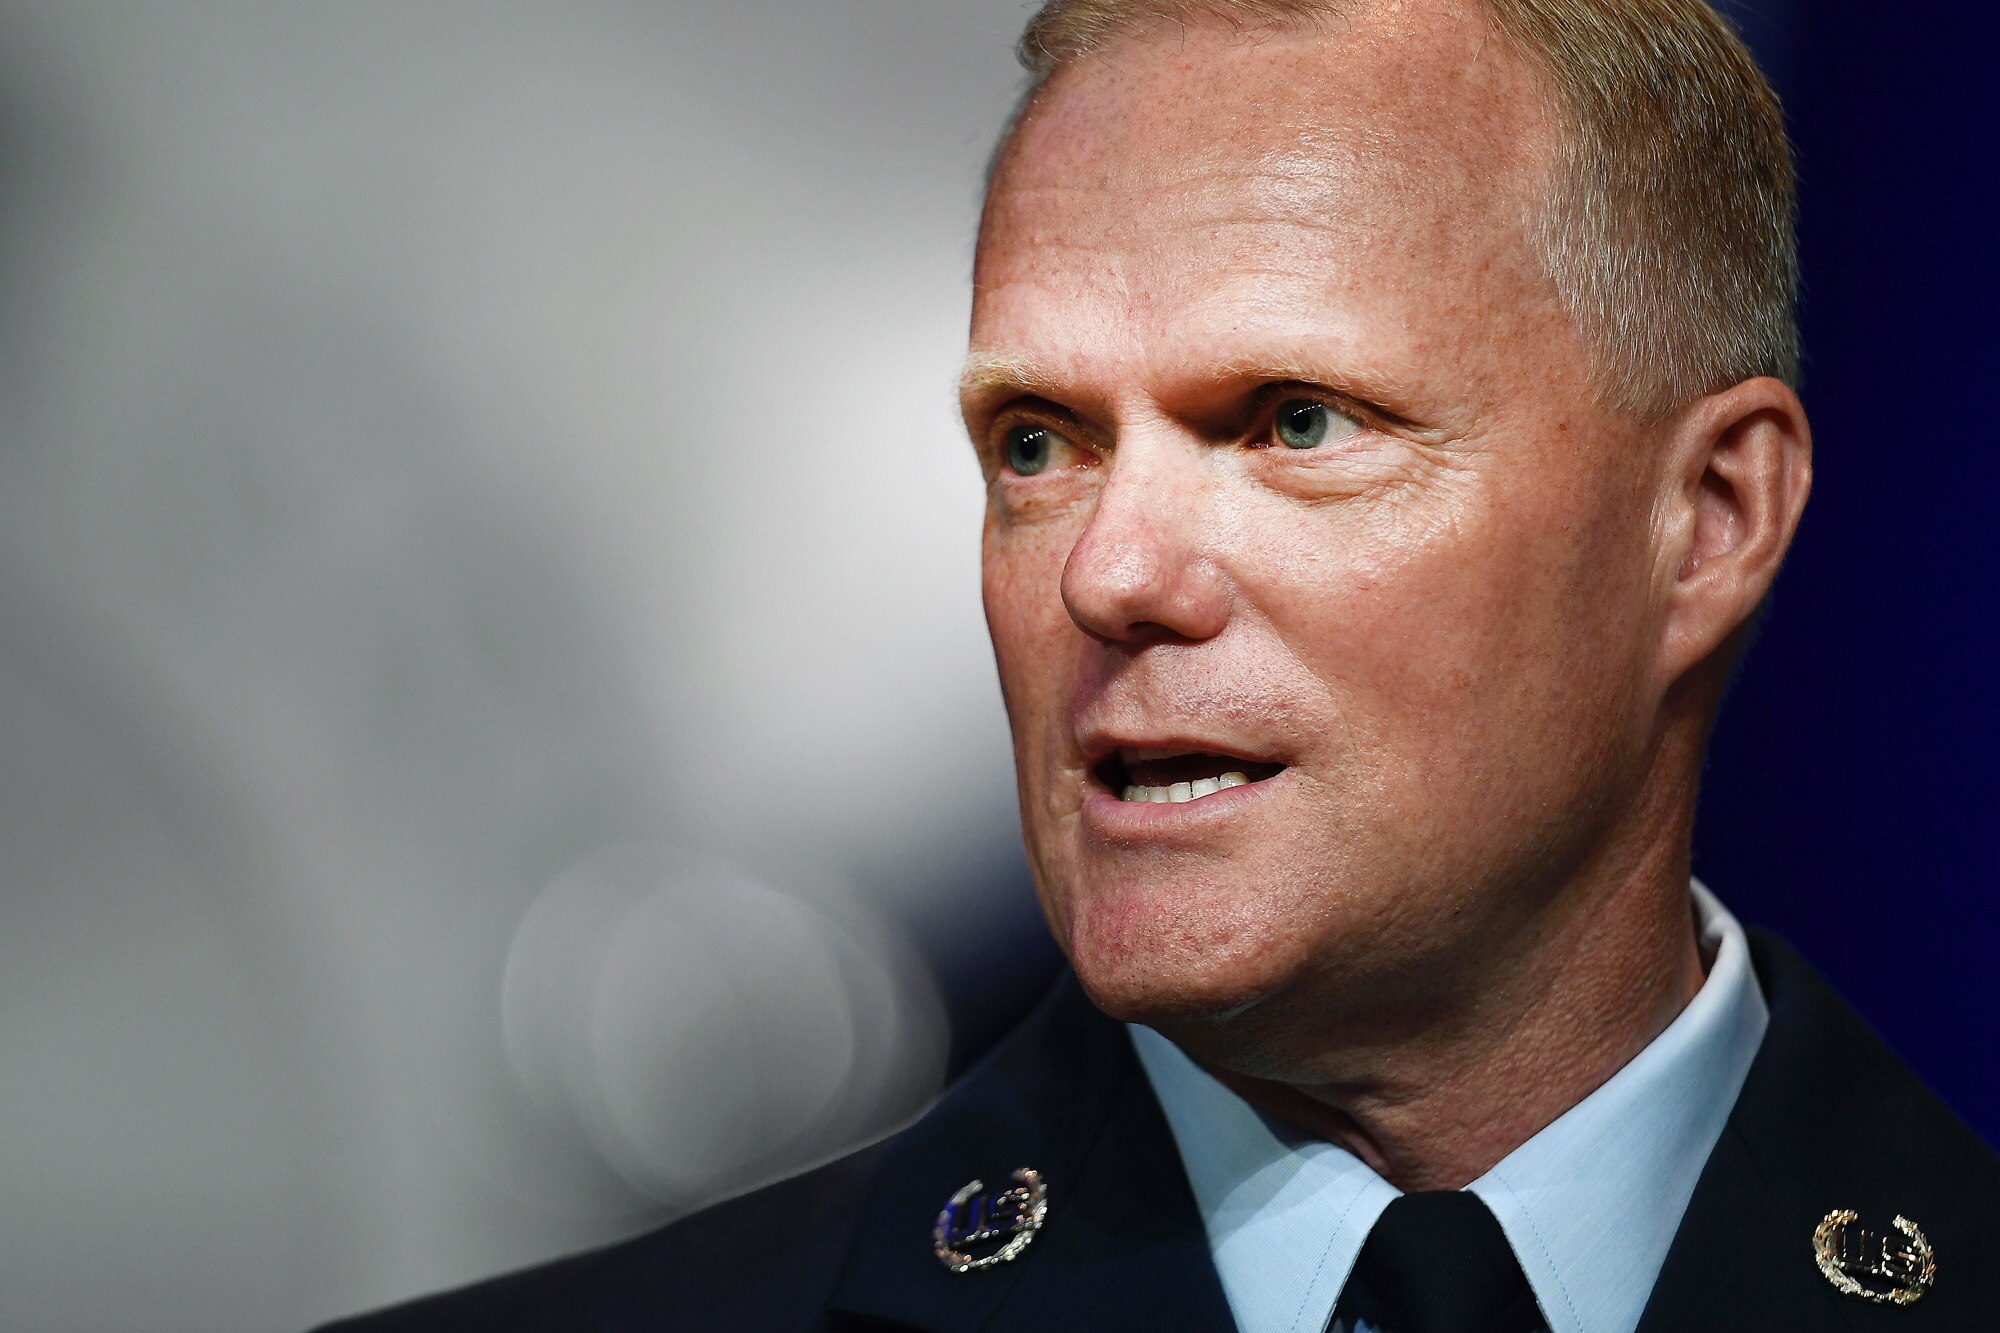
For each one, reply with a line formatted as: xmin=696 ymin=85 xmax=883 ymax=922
xmin=971 ymin=4 xmax=1567 ymax=410
xmin=1008 ymin=2 xmax=1550 ymax=198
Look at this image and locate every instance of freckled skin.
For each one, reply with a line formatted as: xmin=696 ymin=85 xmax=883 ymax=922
xmin=966 ymin=1 xmax=1811 ymax=1190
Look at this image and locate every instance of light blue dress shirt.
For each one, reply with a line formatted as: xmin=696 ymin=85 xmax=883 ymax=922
xmin=1130 ymin=880 xmax=1767 ymax=1333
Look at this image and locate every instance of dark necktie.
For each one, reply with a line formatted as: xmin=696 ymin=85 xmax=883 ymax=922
xmin=1330 ymin=1191 xmax=1544 ymax=1333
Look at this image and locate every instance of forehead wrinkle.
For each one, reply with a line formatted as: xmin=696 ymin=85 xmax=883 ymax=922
xmin=990 ymin=136 xmax=1533 ymax=284
xmin=972 ymin=219 xmax=1517 ymax=428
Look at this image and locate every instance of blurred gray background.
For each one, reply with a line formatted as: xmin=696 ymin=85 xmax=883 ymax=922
xmin=0 ymin=3 xmax=1050 ymax=1328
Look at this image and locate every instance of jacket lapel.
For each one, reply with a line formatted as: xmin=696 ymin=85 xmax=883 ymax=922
xmin=1638 ymin=929 xmax=2000 ymax=1331
xmin=824 ymin=974 xmax=1234 ymax=1331
xmin=827 ymin=929 xmax=1999 ymax=1331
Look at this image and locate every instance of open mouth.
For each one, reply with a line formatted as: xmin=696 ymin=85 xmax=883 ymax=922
xmin=1093 ymin=750 xmax=1287 ymax=805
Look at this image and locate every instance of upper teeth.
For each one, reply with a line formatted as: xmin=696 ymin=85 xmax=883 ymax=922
xmin=1121 ymin=772 xmax=1251 ymax=804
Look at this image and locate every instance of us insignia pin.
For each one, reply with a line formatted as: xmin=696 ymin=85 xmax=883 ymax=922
xmin=1813 ymin=1209 xmax=1935 ymax=1306
xmin=933 ymin=1168 xmax=1049 ymax=1273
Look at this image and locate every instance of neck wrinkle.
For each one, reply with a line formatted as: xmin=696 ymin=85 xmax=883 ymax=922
xmin=1192 ymin=787 xmax=1708 ymax=1192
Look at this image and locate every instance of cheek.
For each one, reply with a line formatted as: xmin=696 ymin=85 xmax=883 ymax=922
xmin=1247 ymin=482 xmax=1651 ymax=776
xmin=981 ymin=522 xmax=1078 ymax=739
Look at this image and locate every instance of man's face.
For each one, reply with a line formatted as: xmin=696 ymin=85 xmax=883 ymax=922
xmin=967 ymin=5 xmax=1677 ymax=1050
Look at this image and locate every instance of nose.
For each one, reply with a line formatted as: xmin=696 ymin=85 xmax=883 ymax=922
xmin=1059 ymin=439 xmax=1230 ymax=646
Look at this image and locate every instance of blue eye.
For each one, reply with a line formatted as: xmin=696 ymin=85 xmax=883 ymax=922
xmin=1275 ymin=399 xmax=1333 ymax=449
xmin=1004 ymin=425 xmax=1055 ymax=475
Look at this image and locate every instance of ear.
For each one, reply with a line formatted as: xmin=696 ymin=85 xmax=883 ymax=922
xmin=1654 ymin=376 xmax=1813 ymax=685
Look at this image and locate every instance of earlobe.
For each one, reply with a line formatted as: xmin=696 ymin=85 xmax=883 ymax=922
xmin=1660 ymin=377 xmax=1813 ymax=679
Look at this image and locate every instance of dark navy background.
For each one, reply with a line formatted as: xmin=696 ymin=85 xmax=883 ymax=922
xmin=1701 ymin=0 xmax=1999 ymax=1141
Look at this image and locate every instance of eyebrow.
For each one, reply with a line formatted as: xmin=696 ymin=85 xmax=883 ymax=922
xmin=957 ymin=353 xmax=1068 ymax=404
xmin=957 ymin=351 xmax=1417 ymax=418
xmin=1213 ymin=356 xmax=1374 ymax=393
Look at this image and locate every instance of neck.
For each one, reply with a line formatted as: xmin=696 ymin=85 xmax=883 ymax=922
xmin=1168 ymin=770 xmax=1708 ymax=1192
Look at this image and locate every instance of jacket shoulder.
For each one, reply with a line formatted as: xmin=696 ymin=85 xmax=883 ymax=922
xmin=314 ymin=1141 xmax=888 ymax=1333
xmin=311 ymin=975 xmax=1091 ymax=1332
xmin=1737 ymin=928 xmax=2000 ymax=1211
xmin=1640 ymin=928 xmax=2000 ymax=1330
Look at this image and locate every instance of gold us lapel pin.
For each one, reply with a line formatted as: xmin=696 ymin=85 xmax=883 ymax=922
xmin=1813 ymin=1208 xmax=1935 ymax=1306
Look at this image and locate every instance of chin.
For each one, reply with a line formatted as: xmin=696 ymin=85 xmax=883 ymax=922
xmin=1055 ymin=877 xmax=1299 ymax=1027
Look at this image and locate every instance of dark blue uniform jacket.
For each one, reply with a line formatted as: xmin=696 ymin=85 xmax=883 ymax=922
xmin=322 ymin=930 xmax=2000 ymax=1331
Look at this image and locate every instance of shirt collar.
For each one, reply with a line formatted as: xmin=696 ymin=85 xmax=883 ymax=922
xmin=1131 ymin=880 xmax=1768 ymax=1333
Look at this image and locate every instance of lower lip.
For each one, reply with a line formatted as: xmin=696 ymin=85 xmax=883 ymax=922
xmin=1079 ymin=770 xmax=1286 ymax=838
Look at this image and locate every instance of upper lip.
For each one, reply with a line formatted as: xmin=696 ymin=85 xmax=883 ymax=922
xmin=1077 ymin=729 xmax=1286 ymax=769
